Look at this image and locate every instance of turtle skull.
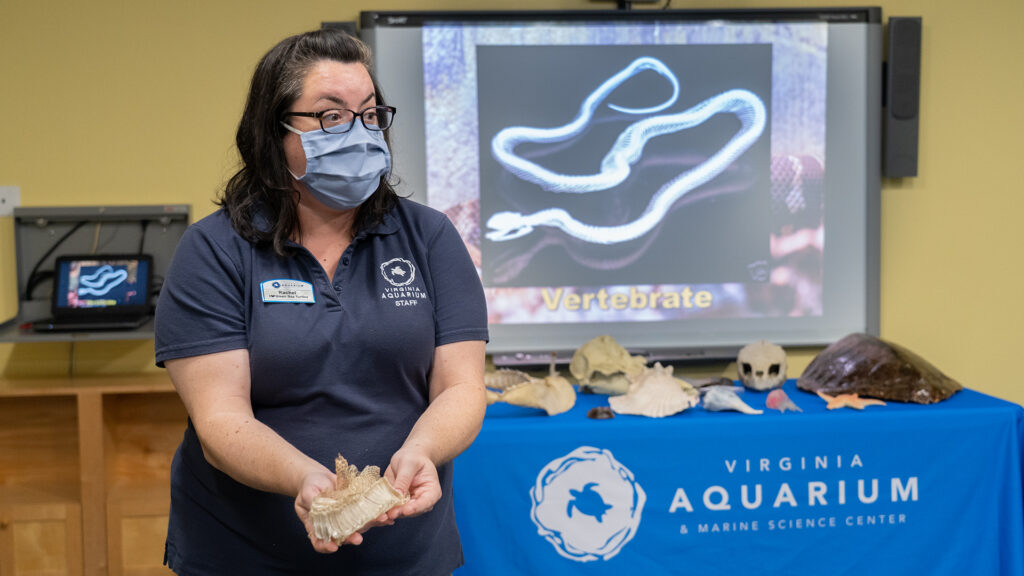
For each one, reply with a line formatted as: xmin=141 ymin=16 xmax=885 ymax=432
xmin=737 ymin=340 xmax=787 ymax=390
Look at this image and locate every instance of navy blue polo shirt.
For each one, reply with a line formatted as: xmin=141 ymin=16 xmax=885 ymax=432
xmin=155 ymin=198 xmax=488 ymax=576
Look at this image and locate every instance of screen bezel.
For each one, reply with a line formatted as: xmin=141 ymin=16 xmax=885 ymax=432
xmin=52 ymin=254 xmax=154 ymax=319
xmin=361 ymin=8 xmax=882 ymax=364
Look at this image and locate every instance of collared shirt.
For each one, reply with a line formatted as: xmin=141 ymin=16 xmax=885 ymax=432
xmin=155 ymin=198 xmax=488 ymax=575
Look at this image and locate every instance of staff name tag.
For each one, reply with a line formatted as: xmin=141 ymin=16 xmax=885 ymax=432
xmin=260 ymin=279 xmax=315 ymax=303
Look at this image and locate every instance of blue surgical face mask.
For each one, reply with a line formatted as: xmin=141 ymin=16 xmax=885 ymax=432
xmin=281 ymin=121 xmax=391 ymax=210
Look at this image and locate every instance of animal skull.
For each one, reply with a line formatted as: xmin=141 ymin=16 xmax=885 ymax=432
xmin=737 ymin=340 xmax=787 ymax=390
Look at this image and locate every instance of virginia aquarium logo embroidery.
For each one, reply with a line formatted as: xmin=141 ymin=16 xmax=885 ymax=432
xmin=379 ymin=257 xmax=427 ymax=307
xmin=530 ymin=446 xmax=646 ymax=562
xmin=380 ymin=257 xmax=416 ymax=287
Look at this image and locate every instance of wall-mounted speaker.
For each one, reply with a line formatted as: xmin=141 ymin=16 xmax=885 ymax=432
xmin=884 ymin=17 xmax=923 ymax=178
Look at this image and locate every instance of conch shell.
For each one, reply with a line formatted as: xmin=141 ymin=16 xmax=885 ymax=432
xmin=569 ymin=335 xmax=647 ymax=395
xmin=701 ymin=385 xmax=763 ymax=415
xmin=487 ymin=355 xmax=576 ymax=415
xmin=309 ymin=455 xmax=408 ymax=544
xmin=608 ymin=363 xmax=699 ymax=418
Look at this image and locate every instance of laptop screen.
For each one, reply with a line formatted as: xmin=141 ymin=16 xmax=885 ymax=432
xmin=53 ymin=254 xmax=153 ymax=318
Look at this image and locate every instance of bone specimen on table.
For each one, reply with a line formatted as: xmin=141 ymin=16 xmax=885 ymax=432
xmin=569 ymin=334 xmax=647 ymax=395
xmin=797 ymin=332 xmax=962 ymax=404
xmin=487 ymin=354 xmax=577 ymax=415
xmin=483 ymin=367 xmax=533 ymax=391
xmin=737 ymin=340 xmax=787 ymax=390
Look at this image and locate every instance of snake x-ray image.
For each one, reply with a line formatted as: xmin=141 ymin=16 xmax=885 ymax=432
xmin=477 ymin=44 xmax=772 ymax=288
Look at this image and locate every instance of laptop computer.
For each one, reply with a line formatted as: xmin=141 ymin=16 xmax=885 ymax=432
xmin=31 ymin=254 xmax=154 ymax=332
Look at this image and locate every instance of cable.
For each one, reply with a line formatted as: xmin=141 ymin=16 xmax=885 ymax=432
xmin=23 ymin=220 xmax=87 ymax=301
xmin=138 ymin=219 xmax=149 ymax=254
xmin=89 ymin=222 xmax=102 ymax=253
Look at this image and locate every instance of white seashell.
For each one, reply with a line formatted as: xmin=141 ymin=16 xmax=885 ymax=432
xmin=702 ymin=386 xmax=763 ymax=415
xmin=609 ymin=363 xmax=699 ymax=418
xmin=310 ymin=455 xmax=408 ymax=544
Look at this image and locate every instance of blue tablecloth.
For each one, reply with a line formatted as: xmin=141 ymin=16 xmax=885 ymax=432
xmin=453 ymin=380 xmax=1024 ymax=575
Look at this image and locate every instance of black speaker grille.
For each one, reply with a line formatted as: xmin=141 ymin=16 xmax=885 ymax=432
xmin=889 ymin=18 xmax=922 ymax=120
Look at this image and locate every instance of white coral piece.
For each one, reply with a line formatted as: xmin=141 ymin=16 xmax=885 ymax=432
xmin=310 ymin=455 xmax=408 ymax=544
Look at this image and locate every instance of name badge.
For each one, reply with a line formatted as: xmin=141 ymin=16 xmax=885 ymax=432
xmin=260 ymin=279 xmax=315 ymax=303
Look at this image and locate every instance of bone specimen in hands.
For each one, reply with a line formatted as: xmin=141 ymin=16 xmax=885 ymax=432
xmin=309 ymin=455 xmax=408 ymax=544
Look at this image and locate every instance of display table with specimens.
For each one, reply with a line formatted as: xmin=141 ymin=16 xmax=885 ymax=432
xmin=453 ymin=380 xmax=1024 ymax=576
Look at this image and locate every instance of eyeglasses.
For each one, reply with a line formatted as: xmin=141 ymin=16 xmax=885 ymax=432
xmin=282 ymin=105 xmax=396 ymax=134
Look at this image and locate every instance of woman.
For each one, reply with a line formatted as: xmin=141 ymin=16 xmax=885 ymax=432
xmin=155 ymin=28 xmax=488 ymax=575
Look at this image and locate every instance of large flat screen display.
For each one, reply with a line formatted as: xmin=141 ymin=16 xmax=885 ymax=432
xmin=361 ymin=8 xmax=882 ymax=363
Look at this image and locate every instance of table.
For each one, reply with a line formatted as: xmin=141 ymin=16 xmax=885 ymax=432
xmin=453 ymin=380 xmax=1024 ymax=575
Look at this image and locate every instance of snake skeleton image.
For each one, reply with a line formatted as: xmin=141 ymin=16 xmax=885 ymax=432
xmin=487 ymin=56 xmax=766 ymax=245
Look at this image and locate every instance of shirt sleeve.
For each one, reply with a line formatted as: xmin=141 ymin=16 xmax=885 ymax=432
xmin=427 ymin=215 xmax=489 ymax=347
xmin=154 ymin=219 xmax=249 ymax=366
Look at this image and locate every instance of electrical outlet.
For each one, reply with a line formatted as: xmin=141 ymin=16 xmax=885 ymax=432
xmin=0 ymin=186 xmax=19 ymax=217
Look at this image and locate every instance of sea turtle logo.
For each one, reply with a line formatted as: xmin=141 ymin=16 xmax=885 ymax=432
xmin=530 ymin=446 xmax=645 ymax=562
xmin=567 ymin=483 xmax=613 ymax=522
xmin=380 ymin=258 xmax=416 ymax=287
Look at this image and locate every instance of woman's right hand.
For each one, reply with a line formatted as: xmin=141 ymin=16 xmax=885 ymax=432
xmin=294 ymin=469 xmax=365 ymax=553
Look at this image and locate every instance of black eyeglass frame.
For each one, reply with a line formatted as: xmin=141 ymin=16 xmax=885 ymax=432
xmin=282 ymin=105 xmax=397 ymax=134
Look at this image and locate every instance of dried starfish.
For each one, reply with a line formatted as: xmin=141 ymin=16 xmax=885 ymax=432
xmin=816 ymin=391 xmax=886 ymax=410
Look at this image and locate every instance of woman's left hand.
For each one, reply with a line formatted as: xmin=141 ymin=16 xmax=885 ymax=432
xmin=384 ymin=448 xmax=442 ymax=520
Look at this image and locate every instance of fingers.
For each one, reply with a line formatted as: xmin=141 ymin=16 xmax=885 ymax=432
xmin=388 ymin=461 xmax=416 ymax=496
xmin=397 ymin=482 xmax=441 ymax=518
xmin=302 ymin=452 xmax=441 ymax=552
xmin=305 ymin=529 xmax=361 ymax=553
xmin=307 ymin=531 xmax=342 ymax=553
xmin=385 ymin=469 xmax=442 ymax=521
xmin=295 ymin=469 xmax=345 ymax=554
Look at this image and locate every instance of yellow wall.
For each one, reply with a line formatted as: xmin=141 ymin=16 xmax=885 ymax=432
xmin=1 ymin=0 xmax=1021 ymax=402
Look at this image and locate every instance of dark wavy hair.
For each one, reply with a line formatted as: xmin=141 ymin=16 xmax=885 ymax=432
xmin=218 ymin=29 xmax=398 ymax=255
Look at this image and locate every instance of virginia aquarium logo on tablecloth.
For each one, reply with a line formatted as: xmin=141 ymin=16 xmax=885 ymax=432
xmin=530 ymin=446 xmax=645 ymax=562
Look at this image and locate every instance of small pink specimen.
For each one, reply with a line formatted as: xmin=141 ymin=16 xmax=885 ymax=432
xmin=766 ymin=389 xmax=802 ymax=413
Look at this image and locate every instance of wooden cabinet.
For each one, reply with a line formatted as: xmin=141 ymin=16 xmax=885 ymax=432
xmin=0 ymin=375 xmax=182 ymax=576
